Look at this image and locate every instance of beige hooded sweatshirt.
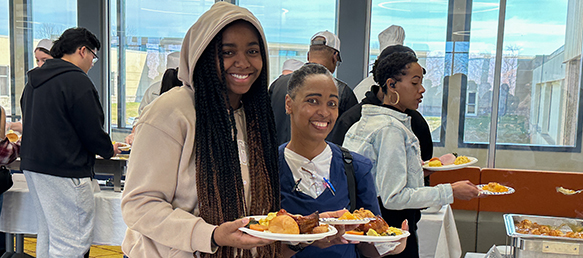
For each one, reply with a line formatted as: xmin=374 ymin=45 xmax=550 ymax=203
xmin=120 ymin=2 xmax=269 ymax=257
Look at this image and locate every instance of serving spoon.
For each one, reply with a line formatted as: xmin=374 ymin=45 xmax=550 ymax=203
xmin=556 ymin=187 xmax=583 ymax=195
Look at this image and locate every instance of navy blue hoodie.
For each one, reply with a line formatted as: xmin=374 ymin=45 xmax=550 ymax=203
xmin=20 ymin=58 xmax=114 ymax=178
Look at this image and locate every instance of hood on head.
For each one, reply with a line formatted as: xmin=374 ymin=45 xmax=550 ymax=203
xmin=178 ymin=1 xmax=268 ymax=89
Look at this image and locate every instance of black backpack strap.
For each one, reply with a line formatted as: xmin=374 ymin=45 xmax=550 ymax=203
xmin=338 ymin=145 xmax=357 ymax=212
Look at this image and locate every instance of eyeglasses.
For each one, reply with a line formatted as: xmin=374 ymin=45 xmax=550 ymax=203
xmin=86 ymin=47 xmax=99 ymax=64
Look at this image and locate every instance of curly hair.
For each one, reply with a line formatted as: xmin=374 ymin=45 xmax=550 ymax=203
xmin=370 ymin=45 xmax=415 ymax=76
xmin=373 ymin=52 xmax=418 ymax=93
xmin=192 ymin=20 xmax=280 ymax=258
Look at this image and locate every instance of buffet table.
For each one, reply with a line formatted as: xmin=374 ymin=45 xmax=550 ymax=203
xmin=418 ymin=204 xmax=462 ymax=258
xmin=0 ymin=173 xmax=127 ymax=252
xmin=2 ymin=171 xmax=462 ymax=256
xmin=7 ymin=157 xmax=127 ymax=192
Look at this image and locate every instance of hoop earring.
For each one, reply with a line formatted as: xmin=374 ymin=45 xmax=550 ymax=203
xmin=390 ymin=92 xmax=400 ymax=105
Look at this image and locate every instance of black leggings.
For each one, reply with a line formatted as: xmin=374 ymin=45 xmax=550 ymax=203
xmin=378 ymin=198 xmax=421 ymax=258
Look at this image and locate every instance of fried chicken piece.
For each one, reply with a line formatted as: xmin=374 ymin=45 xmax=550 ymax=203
xmin=311 ymin=225 xmax=329 ymax=234
xmin=549 ymin=229 xmax=564 ymax=237
xmin=353 ymin=208 xmax=375 ymax=219
xmin=296 ymin=211 xmax=319 ymax=234
xmin=516 ymin=228 xmax=529 ymax=234
xmin=517 ymin=219 xmax=532 ymax=229
xmin=359 ymin=215 xmax=389 ymax=233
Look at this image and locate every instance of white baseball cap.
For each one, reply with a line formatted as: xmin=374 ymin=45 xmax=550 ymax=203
xmin=310 ymin=30 xmax=341 ymax=62
xmin=36 ymin=39 xmax=54 ymax=52
xmin=378 ymin=25 xmax=405 ymax=51
xmin=282 ymin=59 xmax=304 ymax=72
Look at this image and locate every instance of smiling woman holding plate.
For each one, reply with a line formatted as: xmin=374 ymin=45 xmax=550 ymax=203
xmin=278 ymin=63 xmax=408 ymax=257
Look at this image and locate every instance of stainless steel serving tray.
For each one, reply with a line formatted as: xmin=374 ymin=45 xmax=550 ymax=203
xmin=504 ymin=214 xmax=583 ymax=242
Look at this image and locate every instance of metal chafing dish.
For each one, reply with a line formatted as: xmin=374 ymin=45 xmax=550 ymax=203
xmin=504 ymin=214 xmax=583 ymax=258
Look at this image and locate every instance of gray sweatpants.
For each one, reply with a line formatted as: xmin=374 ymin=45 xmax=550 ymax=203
xmin=24 ymin=170 xmax=95 ymax=258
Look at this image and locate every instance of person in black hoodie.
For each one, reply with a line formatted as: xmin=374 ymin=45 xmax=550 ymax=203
xmin=20 ymin=27 xmax=121 ymax=258
xmin=327 ymin=45 xmax=434 ymax=186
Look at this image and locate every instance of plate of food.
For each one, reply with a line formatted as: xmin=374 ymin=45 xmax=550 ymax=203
xmin=343 ymin=215 xmax=409 ymax=242
xmin=6 ymin=130 xmax=20 ymax=143
xmin=320 ymin=208 xmax=376 ymax=225
xmin=239 ymin=210 xmax=337 ymax=242
xmin=478 ymin=182 xmax=515 ymax=195
xmin=423 ymin=153 xmax=478 ymax=171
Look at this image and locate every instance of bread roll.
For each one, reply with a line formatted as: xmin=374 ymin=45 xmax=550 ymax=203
xmin=268 ymin=215 xmax=299 ymax=234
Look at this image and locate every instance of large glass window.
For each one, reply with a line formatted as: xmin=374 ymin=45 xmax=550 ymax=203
xmin=0 ymin=0 xmax=76 ymax=120
xmin=463 ymin=0 xmax=579 ymax=149
xmin=369 ymin=0 xmax=449 ymax=143
xmin=238 ymin=0 xmax=337 ymax=83
xmin=0 ymin=1 xmax=8 ymax=111
xmin=110 ymin=0 xmax=213 ymax=138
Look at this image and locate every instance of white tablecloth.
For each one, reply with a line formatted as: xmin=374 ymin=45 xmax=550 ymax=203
xmin=418 ymin=204 xmax=462 ymax=258
xmin=0 ymin=173 xmax=127 ymax=246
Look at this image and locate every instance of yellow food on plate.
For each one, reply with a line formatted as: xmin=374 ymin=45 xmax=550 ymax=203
xmin=365 ymin=227 xmax=403 ymax=236
xmin=481 ymin=182 xmax=509 ymax=192
xmin=6 ymin=132 xmax=19 ymax=142
xmin=386 ymin=227 xmax=403 ymax=236
xmin=338 ymin=211 xmax=358 ymax=220
xmin=259 ymin=212 xmax=277 ymax=226
xmin=268 ymin=215 xmax=300 ymax=234
xmin=454 ymin=156 xmax=470 ymax=165
xmin=428 ymin=159 xmax=442 ymax=167
xmin=366 ymin=228 xmax=380 ymax=236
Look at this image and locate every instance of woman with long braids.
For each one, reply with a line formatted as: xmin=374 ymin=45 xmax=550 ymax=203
xmin=121 ymin=2 xmax=280 ymax=257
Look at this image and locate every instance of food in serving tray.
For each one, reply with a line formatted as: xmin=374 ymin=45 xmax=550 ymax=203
xmin=481 ymin=182 xmax=509 ymax=192
xmin=346 ymin=215 xmax=404 ymax=236
xmin=515 ymin=219 xmax=583 ymax=239
xmin=426 ymin=153 xmax=471 ymax=167
xmin=246 ymin=209 xmax=327 ymax=234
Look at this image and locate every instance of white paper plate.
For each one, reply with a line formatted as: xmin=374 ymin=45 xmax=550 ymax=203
xmin=117 ymin=143 xmax=131 ymax=151
xmin=423 ymin=157 xmax=478 ymax=171
xmin=343 ymin=230 xmax=410 ymax=242
xmin=319 ymin=217 xmax=374 ymax=225
xmin=239 ymin=216 xmax=337 ymax=242
xmin=477 ymin=185 xmax=515 ymax=195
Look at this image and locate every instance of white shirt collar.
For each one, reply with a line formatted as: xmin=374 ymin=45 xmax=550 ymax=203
xmin=284 ymin=144 xmax=333 ymax=199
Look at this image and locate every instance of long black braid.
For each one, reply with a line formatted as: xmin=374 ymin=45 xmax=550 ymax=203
xmin=194 ymin=20 xmax=280 ymax=258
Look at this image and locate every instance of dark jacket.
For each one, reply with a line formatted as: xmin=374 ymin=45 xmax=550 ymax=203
xmin=328 ymin=86 xmax=433 ymax=161
xmin=269 ymin=72 xmax=358 ymax=146
xmin=20 ymin=58 xmax=114 ymax=178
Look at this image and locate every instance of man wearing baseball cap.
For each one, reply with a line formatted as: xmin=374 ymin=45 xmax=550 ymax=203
xmin=269 ymin=30 xmax=358 ymax=146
